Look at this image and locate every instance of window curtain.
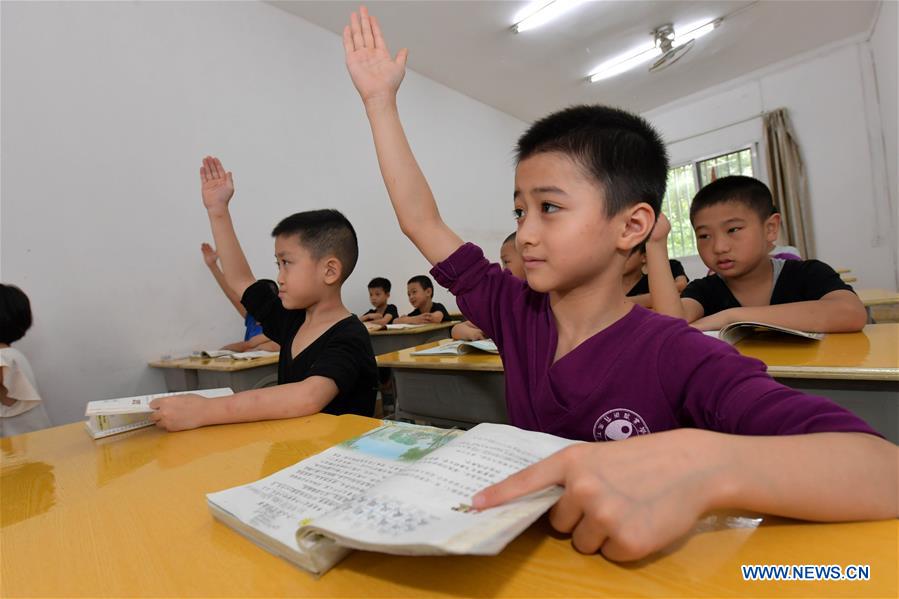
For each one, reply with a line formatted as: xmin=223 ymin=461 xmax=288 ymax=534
xmin=763 ymin=108 xmax=815 ymax=258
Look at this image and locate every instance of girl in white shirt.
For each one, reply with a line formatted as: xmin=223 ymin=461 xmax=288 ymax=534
xmin=1 ymin=284 xmax=50 ymax=437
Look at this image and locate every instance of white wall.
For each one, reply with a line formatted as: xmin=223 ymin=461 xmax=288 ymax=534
xmin=644 ymin=40 xmax=898 ymax=290
xmin=867 ymin=0 xmax=898 ymax=277
xmin=0 ymin=1 xmax=526 ymax=425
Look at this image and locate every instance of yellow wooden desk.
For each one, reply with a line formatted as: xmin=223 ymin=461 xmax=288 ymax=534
xmin=857 ymin=289 xmax=899 ymax=307
xmin=3 ymin=415 xmax=895 ymax=598
xmin=735 ymin=324 xmax=899 ymax=442
xmin=377 ymin=340 xmax=505 ymax=427
xmin=369 ymin=322 xmax=455 ymax=355
xmin=149 ymin=354 xmax=279 ymax=393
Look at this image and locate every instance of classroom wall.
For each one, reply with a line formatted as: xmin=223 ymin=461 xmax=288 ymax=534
xmin=643 ymin=39 xmax=899 ymax=290
xmin=867 ymin=0 xmax=898 ymax=276
xmin=1 ymin=1 xmax=526 ymax=425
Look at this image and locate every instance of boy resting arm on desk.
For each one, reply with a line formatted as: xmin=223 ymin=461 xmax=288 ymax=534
xmin=344 ymin=5 xmax=896 ymax=562
xmin=393 ymin=275 xmax=450 ymax=324
xmin=359 ymin=277 xmax=399 ymax=326
xmin=649 ymin=176 xmax=867 ymax=332
xmin=151 ymin=157 xmax=378 ymax=431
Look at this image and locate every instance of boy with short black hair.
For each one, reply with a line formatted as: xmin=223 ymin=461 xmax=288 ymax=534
xmin=360 ymin=277 xmax=399 ymax=326
xmin=150 ymin=157 xmax=378 ymax=430
xmin=651 ymin=175 xmax=866 ymax=332
xmin=394 ymin=275 xmax=450 ymax=324
xmin=343 ymin=7 xmax=895 ymax=563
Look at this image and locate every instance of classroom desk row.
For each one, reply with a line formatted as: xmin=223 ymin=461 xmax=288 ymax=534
xmin=148 ymin=323 xmax=458 ymax=392
xmin=2 ymin=413 xmax=896 ymax=597
xmin=378 ymin=324 xmax=899 ymax=442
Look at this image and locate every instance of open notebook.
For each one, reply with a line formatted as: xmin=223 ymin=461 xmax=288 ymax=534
xmin=84 ymin=388 xmax=232 ymax=439
xmin=705 ymin=322 xmax=825 ymax=345
xmin=207 ymin=421 xmax=576 ymax=575
xmin=411 ymin=340 xmax=499 ymax=356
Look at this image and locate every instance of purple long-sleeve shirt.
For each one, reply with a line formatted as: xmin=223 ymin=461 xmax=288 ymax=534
xmin=431 ymin=243 xmax=878 ymax=442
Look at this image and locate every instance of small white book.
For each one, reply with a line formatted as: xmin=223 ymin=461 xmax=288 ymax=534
xmin=385 ymin=323 xmax=427 ymax=330
xmin=192 ymin=350 xmax=235 ymax=358
xmin=411 ymin=340 xmax=499 ymax=356
xmin=706 ymin=322 xmax=825 ymax=345
xmin=207 ymin=421 xmax=577 ymax=576
xmin=225 ymin=350 xmax=279 ymax=360
xmin=84 ymin=388 xmax=233 ymax=439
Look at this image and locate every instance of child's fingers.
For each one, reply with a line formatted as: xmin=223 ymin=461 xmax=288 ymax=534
xmin=571 ymin=517 xmax=609 ymax=555
xmin=350 ymin=11 xmax=365 ymax=51
xmin=213 ymin=157 xmax=225 ymax=179
xmin=370 ymin=15 xmax=387 ymax=51
xmin=472 ymin=451 xmax=565 ymax=509
xmin=200 ymin=165 xmax=208 ymax=183
xmin=396 ymin=47 xmax=408 ymax=69
xmin=359 ymin=6 xmax=374 ymax=49
xmin=342 ymin=25 xmax=354 ymax=56
xmin=547 ymin=489 xmax=587 ymax=533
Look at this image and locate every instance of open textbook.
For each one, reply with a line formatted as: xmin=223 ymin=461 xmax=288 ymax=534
xmin=706 ymin=322 xmax=825 ymax=345
xmin=207 ymin=421 xmax=577 ymax=576
xmin=384 ymin=323 xmax=428 ymax=330
xmin=84 ymin=388 xmax=233 ymax=439
xmin=411 ymin=339 xmax=499 ymax=356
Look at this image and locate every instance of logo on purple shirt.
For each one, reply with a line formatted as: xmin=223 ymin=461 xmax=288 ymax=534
xmin=593 ymin=408 xmax=650 ymax=441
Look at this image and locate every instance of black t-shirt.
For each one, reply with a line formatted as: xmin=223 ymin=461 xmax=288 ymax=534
xmin=626 ymin=259 xmax=687 ymax=296
xmin=408 ymin=301 xmax=450 ymax=320
xmin=363 ymin=304 xmax=399 ymax=321
xmin=241 ymin=280 xmax=378 ymax=417
xmin=681 ymin=259 xmax=854 ymax=317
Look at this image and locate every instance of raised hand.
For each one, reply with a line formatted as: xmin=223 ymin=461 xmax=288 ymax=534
xmin=649 ymin=212 xmax=671 ymax=244
xmin=200 ymin=156 xmax=234 ymax=214
xmin=343 ymin=6 xmax=408 ymax=106
xmin=200 ymin=242 xmax=219 ymax=267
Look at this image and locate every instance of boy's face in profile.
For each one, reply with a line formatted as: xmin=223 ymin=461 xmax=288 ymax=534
xmin=513 ymin=152 xmax=624 ymax=293
xmin=500 ymin=240 xmax=526 ymax=281
xmin=692 ymin=200 xmax=780 ymax=279
xmin=407 ymin=282 xmax=431 ymax=309
xmin=274 ymin=235 xmax=326 ymax=309
xmin=368 ymin=287 xmax=388 ymax=308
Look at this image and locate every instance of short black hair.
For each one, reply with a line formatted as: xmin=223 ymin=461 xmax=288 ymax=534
xmin=0 ymin=284 xmax=33 ymax=345
xmin=407 ymin=275 xmax=433 ymax=291
xmin=690 ymin=176 xmax=777 ymax=223
xmin=271 ymin=209 xmax=358 ymax=283
xmin=516 ymin=105 xmax=669 ymax=217
xmin=368 ymin=277 xmax=391 ymax=293
xmin=502 ymin=232 xmax=517 ymax=245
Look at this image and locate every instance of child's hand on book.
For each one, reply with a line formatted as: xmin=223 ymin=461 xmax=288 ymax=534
xmin=691 ymin=308 xmax=739 ymax=331
xmin=200 ymin=242 xmax=219 ymax=267
xmin=149 ymin=393 xmax=211 ymax=431
xmin=200 ymin=156 xmax=235 ymax=214
xmin=343 ymin=6 xmax=408 ymax=108
xmin=472 ymin=429 xmax=730 ymax=561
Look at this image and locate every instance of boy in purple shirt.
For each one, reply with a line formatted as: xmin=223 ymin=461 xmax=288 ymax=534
xmin=343 ymin=7 xmax=897 ymax=562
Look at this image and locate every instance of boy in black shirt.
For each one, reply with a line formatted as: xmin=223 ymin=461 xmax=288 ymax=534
xmin=622 ymin=243 xmax=688 ymax=308
xmin=649 ymin=176 xmax=866 ymax=332
xmin=151 ymin=157 xmax=377 ymax=430
xmin=360 ymin=277 xmax=399 ymax=326
xmin=394 ymin=275 xmax=451 ymax=324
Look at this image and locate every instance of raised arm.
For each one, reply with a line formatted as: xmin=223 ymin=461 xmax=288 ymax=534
xmin=343 ymin=7 xmax=463 ymax=265
xmin=201 ymin=242 xmax=247 ymax=318
xmin=646 ymin=214 xmax=703 ymax=321
xmin=200 ymin=156 xmax=256 ymax=298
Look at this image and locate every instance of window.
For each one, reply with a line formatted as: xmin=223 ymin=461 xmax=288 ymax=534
xmin=661 ymin=147 xmax=755 ymax=258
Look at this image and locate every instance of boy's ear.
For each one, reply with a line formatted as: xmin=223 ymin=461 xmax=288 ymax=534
xmin=764 ymin=213 xmax=781 ymax=243
xmin=618 ymin=202 xmax=655 ymax=252
xmin=322 ymin=256 xmax=343 ymax=286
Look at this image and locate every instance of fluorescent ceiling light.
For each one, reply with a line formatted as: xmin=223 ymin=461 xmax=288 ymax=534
xmin=588 ymin=43 xmax=660 ymax=82
xmin=513 ymin=0 xmax=588 ymax=33
xmin=673 ymin=19 xmax=719 ymax=47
